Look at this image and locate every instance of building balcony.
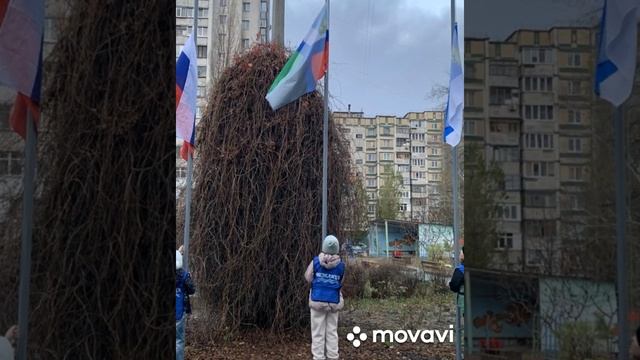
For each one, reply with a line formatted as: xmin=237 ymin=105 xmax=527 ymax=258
xmin=522 ymin=207 xmax=559 ymax=220
xmin=489 ymin=102 xmax=520 ymax=118
xmin=488 ymin=75 xmax=519 ymax=88
xmin=487 ymin=132 xmax=519 ymax=146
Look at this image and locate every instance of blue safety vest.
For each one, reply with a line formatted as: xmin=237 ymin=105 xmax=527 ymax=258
xmin=456 ymin=263 xmax=464 ymax=273
xmin=311 ymin=256 xmax=345 ymax=304
xmin=176 ymin=270 xmax=188 ymax=321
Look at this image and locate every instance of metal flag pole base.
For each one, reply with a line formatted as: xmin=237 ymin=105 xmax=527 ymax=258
xmin=614 ymin=106 xmax=628 ymax=360
xmin=17 ymin=112 xmax=37 ymax=360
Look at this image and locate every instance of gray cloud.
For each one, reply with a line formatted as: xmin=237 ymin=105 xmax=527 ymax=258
xmin=465 ymin=0 xmax=601 ymax=40
xmin=284 ymin=0 xmax=464 ymax=117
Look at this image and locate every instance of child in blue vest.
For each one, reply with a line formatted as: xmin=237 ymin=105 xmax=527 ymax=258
xmin=176 ymin=250 xmax=195 ymax=360
xmin=305 ymin=235 xmax=345 ymax=360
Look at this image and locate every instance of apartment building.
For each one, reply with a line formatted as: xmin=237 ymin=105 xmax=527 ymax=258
xmin=176 ymin=0 xmax=270 ymax=190
xmin=464 ymin=27 xmax=595 ymax=273
xmin=334 ymin=110 xmax=445 ymax=222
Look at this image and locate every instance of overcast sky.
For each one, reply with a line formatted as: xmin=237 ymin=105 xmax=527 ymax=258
xmin=283 ymin=0 xmax=464 ymax=117
xmin=465 ymin=0 xmax=602 ymax=40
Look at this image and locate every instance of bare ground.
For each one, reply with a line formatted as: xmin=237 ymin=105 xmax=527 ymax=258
xmin=185 ymin=291 xmax=457 ymax=359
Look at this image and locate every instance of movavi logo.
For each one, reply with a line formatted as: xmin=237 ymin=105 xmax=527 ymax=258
xmin=346 ymin=325 xmax=455 ymax=347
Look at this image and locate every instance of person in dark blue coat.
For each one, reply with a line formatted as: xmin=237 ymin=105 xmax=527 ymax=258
xmin=176 ymin=250 xmax=195 ymax=360
xmin=449 ymin=247 xmax=464 ymax=294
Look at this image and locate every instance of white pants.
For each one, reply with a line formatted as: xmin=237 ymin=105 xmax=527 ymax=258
xmin=310 ymin=308 xmax=339 ymax=360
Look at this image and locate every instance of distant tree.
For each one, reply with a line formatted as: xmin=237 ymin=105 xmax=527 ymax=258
xmin=348 ymin=176 xmax=370 ymax=244
xmin=376 ymin=164 xmax=402 ymax=220
xmin=463 ymin=143 xmax=504 ymax=268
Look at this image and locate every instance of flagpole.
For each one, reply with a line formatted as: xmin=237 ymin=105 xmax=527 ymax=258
xmin=182 ymin=0 xmax=199 ymax=273
xmin=17 ymin=110 xmax=37 ymax=360
xmin=614 ymin=105 xmax=628 ymax=360
xmin=450 ymin=1 xmax=462 ymax=359
xmin=321 ymin=0 xmax=330 ymax=242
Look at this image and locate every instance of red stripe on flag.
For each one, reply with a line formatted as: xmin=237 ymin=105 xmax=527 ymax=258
xmin=176 ymin=84 xmax=183 ymax=109
xmin=10 ymin=93 xmax=40 ymax=140
xmin=180 ymin=140 xmax=194 ymax=161
xmin=0 ymin=0 xmax=8 ymax=27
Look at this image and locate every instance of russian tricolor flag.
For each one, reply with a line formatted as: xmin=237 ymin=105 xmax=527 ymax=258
xmin=176 ymin=32 xmax=198 ymax=161
xmin=0 ymin=0 xmax=43 ymax=140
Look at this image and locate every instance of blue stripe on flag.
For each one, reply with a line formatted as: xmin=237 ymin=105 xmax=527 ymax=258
xmin=30 ymin=38 xmax=43 ymax=102
xmin=176 ymin=52 xmax=190 ymax=90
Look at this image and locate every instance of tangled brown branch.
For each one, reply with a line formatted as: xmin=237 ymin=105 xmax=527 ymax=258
xmin=189 ymin=44 xmax=354 ymax=339
xmin=8 ymin=0 xmax=176 ymax=357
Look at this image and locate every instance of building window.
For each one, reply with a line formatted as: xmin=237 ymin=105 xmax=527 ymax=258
xmin=464 ymin=120 xmax=476 ymax=135
xmin=45 ymin=18 xmax=58 ymax=41
xmin=497 ymin=233 xmax=514 ymax=249
xmin=381 ymin=152 xmax=393 ymax=161
xmin=489 ymin=64 xmax=517 ymax=77
xmin=525 ymin=192 xmax=556 ymax=208
xmin=381 ymin=139 xmax=392 ymax=148
xmin=198 ymin=26 xmax=208 ymax=36
xmin=568 ymin=138 xmax=582 ymax=152
xmin=355 ymin=159 xmax=363 ymax=165
xmin=198 ymin=7 xmax=208 ymax=18
xmin=197 ymin=45 xmax=207 ymax=58
xmin=197 ymin=86 xmax=206 ymax=97
xmin=0 ymin=151 xmax=22 ymax=176
xmin=177 ymin=166 xmax=187 ymax=179
xmin=523 ymin=77 xmax=553 ymax=92
xmin=411 ymin=133 xmax=425 ymax=141
xmin=368 ymin=204 xmax=376 ymax=213
xmin=367 ymin=153 xmax=377 ymax=162
xmin=220 ymin=0 xmax=227 ymax=6
xmin=524 ymin=133 xmax=554 ymax=149
xmin=493 ymin=147 xmax=519 ymax=161
xmin=399 ymin=204 xmax=408 ymax=211
xmin=430 ymin=161 xmax=439 ymax=168
xmin=571 ymin=30 xmax=577 ymax=43
xmin=176 ymin=6 xmax=193 ymax=18
xmin=355 ymin=134 xmax=363 ymax=139
xmin=525 ymin=161 xmax=555 ymax=177
xmin=242 ymin=20 xmax=250 ymax=31
xmin=568 ymin=166 xmax=584 ymax=181
xmin=355 ymin=146 xmax=363 ymax=152
xmin=412 ymin=159 xmax=425 ymax=166
xmin=198 ymin=66 xmax=206 ymax=78
xmin=568 ymin=110 xmax=582 ymax=124
xmin=568 ymin=80 xmax=581 ymax=95
xmin=366 ymin=140 xmax=376 ymax=149
xmin=490 ymin=87 xmax=512 ymax=105
xmin=366 ymin=178 xmax=377 ymax=187
xmin=367 ymin=166 xmax=376 ymax=175
xmin=367 ymin=128 xmax=376 ymax=137
xmin=242 ymin=38 xmax=250 ymax=49
xmin=524 ymin=105 xmax=554 ymax=120
xmin=568 ymin=53 xmax=581 ymax=66
xmin=534 ymin=32 xmax=540 ymax=45
xmin=497 ymin=204 xmax=519 ymax=220
xmin=522 ymin=47 xmax=553 ymax=64
xmin=411 ymin=146 xmax=425 ymax=153
xmin=382 ymin=126 xmax=391 ymax=135
xmin=243 ymin=2 xmax=251 ymax=12
xmin=567 ymin=194 xmax=585 ymax=210
xmin=431 ymin=148 xmax=439 ymax=155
